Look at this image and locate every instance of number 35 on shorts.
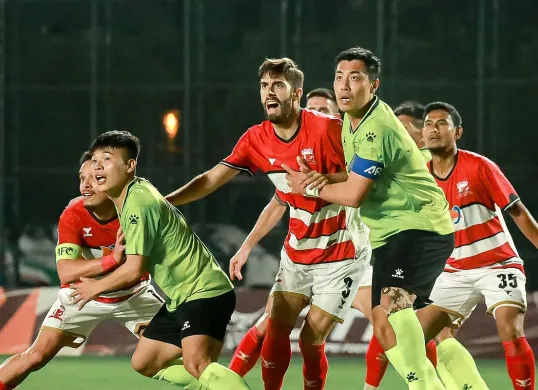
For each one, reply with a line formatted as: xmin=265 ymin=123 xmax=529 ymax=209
xmin=497 ymin=272 xmax=519 ymax=289
xmin=338 ymin=277 xmax=354 ymax=309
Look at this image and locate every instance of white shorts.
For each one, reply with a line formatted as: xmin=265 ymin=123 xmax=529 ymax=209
xmin=272 ymin=246 xmax=370 ymax=322
xmin=429 ymin=267 xmax=527 ymax=327
xmin=358 ymin=264 xmax=373 ymax=288
xmin=41 ymin=285 xmax=164 ymax=347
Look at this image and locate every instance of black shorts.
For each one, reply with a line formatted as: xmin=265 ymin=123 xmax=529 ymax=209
xmin=371 ymin=230 xmax=454 ymax=310
xmin=143 ymin=289 xmax=236 ymax=348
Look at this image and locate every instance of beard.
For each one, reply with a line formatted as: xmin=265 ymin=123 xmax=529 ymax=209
xmin=263 ymin=98 xmax=294 ymax=124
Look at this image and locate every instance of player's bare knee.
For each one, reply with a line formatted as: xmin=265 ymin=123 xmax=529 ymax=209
xmin=495 ymin=308 xmax=525 ymax=342
xmin=21 ymin=349 xmax=50 ymax=372
xmin=131 ymin=353 xmax=159 ymax=377
xmin=255 ymin=312 xmax=270 ymax=335
xmin=183 ymin=356 xmax=211 ymax=379
xmin=380 ymin=287 xmax=414 ymax=316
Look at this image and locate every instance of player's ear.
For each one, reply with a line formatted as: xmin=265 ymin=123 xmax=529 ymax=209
xmin=127 ymin=159 xmax=137 ymax=173
xmin=371 ymin=78 xmax=380 ymax=94
xmin=455 ymin=126 xmax=464 ymax=141
xmin=293 ymin=88 xmax=303 ymax=103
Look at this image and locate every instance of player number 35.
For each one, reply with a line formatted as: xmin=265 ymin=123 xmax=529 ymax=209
xmin=497 ymin=273 xmax=518 ymax=289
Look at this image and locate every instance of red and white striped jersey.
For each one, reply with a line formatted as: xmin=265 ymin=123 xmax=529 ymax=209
xmin=56 ymin=198 xmax=150 ymax=303
xmin=222 ymin=109 xmax=364 ymax=265
xmin=429 ymin=150 xmax=522 ymax=272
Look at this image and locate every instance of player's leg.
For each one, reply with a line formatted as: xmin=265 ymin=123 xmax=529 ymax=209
xmin=372 ymin=230 xmax=451 ymax=389
xmin=137 ymin=290 xmax=249 ymax=389
xmin=229 ymin=293 xmax=273 ymax=376
xmin=0 ymin=290 xmax=103 ymax=388
xmin=301 ymin=255 xmax=364 ymax=390
xmin=0 ymin=328 xmax=78 ymax=388
xmin=421 ymin=270 xmax=489 ymax=390
xmin=481 ymin=269 xmax=535 ymax=389
xmin=261 ymin=252 xmax=311 ymax=390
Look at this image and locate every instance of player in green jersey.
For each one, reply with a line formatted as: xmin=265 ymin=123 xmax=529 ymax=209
xmin=284 ymin=47 xmax=487 ymax=390
xmin=71 ymin=131 xmax=250 ymax=390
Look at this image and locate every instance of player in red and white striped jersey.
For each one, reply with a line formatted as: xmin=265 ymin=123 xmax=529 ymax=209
xmin=424 ymin=102 xmax=537 ymax=390
xmin=0 ymin=152 xmax=163 ymax=390
xmin=226 ymin=88 xmax=375 ymax=382
xmin=166 ymin=59 xmax=370 ymax=390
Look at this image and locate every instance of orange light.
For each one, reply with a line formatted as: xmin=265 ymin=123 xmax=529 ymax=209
xmin=163 ymin=110 xmax=180 ymax=140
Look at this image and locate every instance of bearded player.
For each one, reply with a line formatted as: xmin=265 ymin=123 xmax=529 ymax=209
xmin=166 ymin=58 xmax=371 ymax=390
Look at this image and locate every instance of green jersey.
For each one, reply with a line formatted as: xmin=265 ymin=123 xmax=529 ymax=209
xmin=120 ymin=178 xmax=233 ymax=311
xmin=342 ymin=97 xmax=453 ymax=249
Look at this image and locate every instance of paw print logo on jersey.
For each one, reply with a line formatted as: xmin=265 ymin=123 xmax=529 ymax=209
xmin=129 ymin=215 xmax=139 ymax=225
xmin=406 ymin=372 xmax=418 ymax=383
xmin=366 ymin=132 xmax=376 ymax=142
xmin=463 ymin=384 xmax=473 ymax=390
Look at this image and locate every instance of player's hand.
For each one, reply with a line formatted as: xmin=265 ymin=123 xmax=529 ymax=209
xmin=296 ymin=156 xmax=329 ymax=191
xmin=70 ymin=277 xmax=100 ymax=310
xmin=282 ymin=164 xmax=306 ymax=194
xmin=113 ymin=228 xmax=126 ymax=265
xmin=229 ymin=247 xmax=250 ymax=281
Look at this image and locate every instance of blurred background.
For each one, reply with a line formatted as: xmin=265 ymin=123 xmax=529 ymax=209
xmin=0 ymin=1 xmax=537 ymax=388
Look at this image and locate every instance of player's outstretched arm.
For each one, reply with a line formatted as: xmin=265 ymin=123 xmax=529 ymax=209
xmin=229 ymin=196 xmax=286 ymax=281
xmin=165 ymin=164 xmax=240 ymax=206
xmin=56 ymin=229 xmax=126 ymax=285
xmin=507 ymin=201 xmax=538 ymax=249
xmin=70 ymin=254 xmax=145 ymax=309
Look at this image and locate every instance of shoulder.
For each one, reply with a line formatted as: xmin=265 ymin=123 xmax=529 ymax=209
xmin=459 ymin=149 xmax=499 ymax=170
xmin=124 ymin=179 xmax=161 ymax=211
xmin=302 ymin=109 xmax=341 ymax=131
xmin=59 ymin=198 xmax=86 ymax=221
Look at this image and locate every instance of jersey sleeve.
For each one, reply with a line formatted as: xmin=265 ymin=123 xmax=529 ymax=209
xmin=55 ymin=209 xmax=82 ymax=262
xmin=324 ymin=117 xmax=346 ymax=170
xmin=349 ymin=123 xmax=392 ymax=180
xmin=478 ymin=158 xmax=520 ymax=210
xmin=220 ymin=130 xmax=258 ymax=176
xmin=122 ymin=194 xmax=160 ymax=257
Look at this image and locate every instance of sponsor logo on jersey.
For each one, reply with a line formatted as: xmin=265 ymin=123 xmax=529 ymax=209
xmin=301 ymin=148 xmax=316 ymax=163
xmin=268 ymin=158 xmax=276 ymax=165
xmin=450 ymin=205 xmax=463 ymax=224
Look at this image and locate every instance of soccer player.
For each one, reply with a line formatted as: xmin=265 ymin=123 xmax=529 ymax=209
xmin=227 ymin=87 xmax=375 ymax=381
xmin=361 ymin=100 xmax=438 ymax=390
xmin=0 ymin=151 xmax=164 ymax=390
xmin=283 ymin=47 xmax=455 ymax=389
xmin=166 ymin=58 xmax=371 ymax=390
xmin=423 ymin=102 xmax=537 ymax=390
xmin=71 ymin=131 xmax=249 ymax=390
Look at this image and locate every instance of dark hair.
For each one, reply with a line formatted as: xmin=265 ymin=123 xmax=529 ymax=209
xmin=89 ymin=130 xmax=141 ymax=160
xmin=306 ymin=88 xmax=336 ymax=102
xmin=258 ymin=58 xmax=304 ymax=90
xmin=79 ymin=150 xmax=92 ymax=165
xmin=393 ymin=101 xmax=425 ymax=122
xmin=335 ymin=47 xmax=381 ymax=80
xmin=424 ymin=102 xmax=462 ymax=127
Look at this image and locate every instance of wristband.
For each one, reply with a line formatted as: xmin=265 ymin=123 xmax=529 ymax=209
xmin=101 ymin=253 xmax=117 ymax=272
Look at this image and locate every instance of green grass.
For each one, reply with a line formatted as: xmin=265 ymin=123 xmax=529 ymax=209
xmin=5 ymin=355 xmax=512 ymax=389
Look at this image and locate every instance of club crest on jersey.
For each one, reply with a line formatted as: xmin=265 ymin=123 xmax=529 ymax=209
xmin=456 ymin=180 xmax=472 ymax=198
xmin=301 ymin=148 xmax=316 ymax=164
xmin=450 ymin=205 xmax=463 ymax=225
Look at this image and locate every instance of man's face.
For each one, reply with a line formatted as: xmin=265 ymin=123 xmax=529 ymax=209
xmin=397 ymin=114 xmax=424 ymax=148
xmin=333 ymin=60 xmax=378 ymax=114
xmin=306 ymin=96 xmax=339 ymax=116
xmin=260 ymin=72 xmax=299 ymax=124
xmin=79 ymin=161 xmax=109 ymax=207
xmin=423 ymin=109 xmax=461 ymax=152
xmin=91 ymin=148 xmax=134 ymax=194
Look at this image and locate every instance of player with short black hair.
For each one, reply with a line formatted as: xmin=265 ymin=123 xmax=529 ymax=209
xmin=284 ymin=46 xmax=486 ymax=389
xmin=72 ymin=131 xmax=250 ymax=390
xmin=0 ymin=150 xmax=163 ymax=390
xmin=394 ymin=101 xmax=426 ymax=149
xmin=423 ymin=102 xmax=537 ymax=390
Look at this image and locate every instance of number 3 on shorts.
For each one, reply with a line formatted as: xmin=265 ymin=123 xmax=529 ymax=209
xmin=341 ymin=277 xmax=354 ymax=298
xmin=497 ymin=273 xmax=518 ymax=289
